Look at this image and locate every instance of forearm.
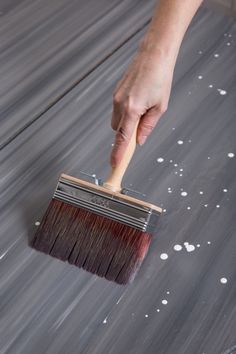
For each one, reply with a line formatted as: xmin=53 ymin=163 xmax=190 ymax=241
xmin=140 ymin=0 xmax=203 ymax=64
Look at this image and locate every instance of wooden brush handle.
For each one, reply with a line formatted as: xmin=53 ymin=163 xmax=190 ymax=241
xmin=103 ymin=121 xmax=139 ymax=192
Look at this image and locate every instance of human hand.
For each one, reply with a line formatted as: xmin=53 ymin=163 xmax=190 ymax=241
xmin=110 ymin=41 xmax=175 ymax=167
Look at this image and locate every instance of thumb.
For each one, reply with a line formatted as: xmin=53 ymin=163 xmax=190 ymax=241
xmin=110 ymin=110 xmax=139 ymax=167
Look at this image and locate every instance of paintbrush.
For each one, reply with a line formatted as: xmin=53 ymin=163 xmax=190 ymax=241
xmin=31 ymin=123 xmax=162 ymax=284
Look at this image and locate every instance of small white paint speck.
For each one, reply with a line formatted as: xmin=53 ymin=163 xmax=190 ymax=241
xmin=199 ymin=191 xmax=204 ymax=195
xmin=166 ymin=291 xmax=170 ymax=295
xmin=207 ymin=241 xmax=211 ymax=245
xmin=184 ymin=242 xmax=189 ymax=246
xmin=179 ymin=174 xmax=183 ymax=177
xmin=160 ymin=253 xmax=168 ymax=260
xmin=170 ymin=160 xmax=173 ymax=163
xmin=103 ymin=317 xmax=108 ymax=324
xmin=214 ymin=53 xmax=219 ymax=58
xmin=163 ymin=209 xmax=167 ymax=213
xmin=156 ymin=309 xmax=160 ymax=312
xmin=216 ymin=204 xmax=220 ymax=208
xmin=198 ymin=50 xmax=203 ymax=54
xmin=204 ymin=204 xmax=208 ymax=208
xmin=174 ymin=163 xmax=178 ymax=167
xmin=198 ymin=75 xmax=203 ymax=80
xmin=174 ymin=171 xmax=178 ymax=175
xmin=145 ymin=314 xmax=149 ymax=318
xmin=181 ymin=191 xmax=188 ymax=197
xmin=187 ymin=206 xmax=191 ymax=210
xmin=168 ymin=190 xmax=172 ymax=194
xmin=173 ymin=244 xmax=182 ymax=251
xmin=223 ymin=189 xmax=228 ymax=193
xmin=228 ymin=34 xmax=232 ymax=38
xmin=220 ymin=277 xmax=227 ymax=284
xmin=111 ymin=143 xmax=114 ymax=147
xmin=35 ymin=221 xmax=40 ymax=226
xmin=197 ymin=244 xmax=200 ymax=248
xmin=217 ymin=89 xmax=227 ymax=95
xmin=208 ymin=85 xmax=213 ymax=88
xmin=228 ymin=152 xmax=235 ymax=158
xmin=180 ymin=168 xmax=183 ymax=172
xmin=172 ymin=127 xmax=176 ymax=130
xmin=185 ymin=244 xmax=195 ymax=252
xmin=162 ymin=299 xmax=168 ymax=305
xmin=177 ymin=140 xmax=184 ymax=145
xmin=188 ymin=139 xmax=192 ymax=143
xmin=157 ymin=157 xmax=164 ymax=163
xmin=226 ymin=42 xmax=231 ymax=46
xmin=207 ymin=156 xmax=211 ymax=159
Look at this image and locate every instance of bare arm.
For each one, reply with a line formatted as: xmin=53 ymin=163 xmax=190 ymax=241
xmin=110 ymin=0 xmax=203 ymax=167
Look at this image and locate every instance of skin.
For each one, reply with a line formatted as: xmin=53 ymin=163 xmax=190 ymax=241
xmin=110 ymin=0 xmax=203 ymax=167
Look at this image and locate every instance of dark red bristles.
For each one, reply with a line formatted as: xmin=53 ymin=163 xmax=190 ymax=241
xmin=31 ymin=199 xmax=152 ymax=284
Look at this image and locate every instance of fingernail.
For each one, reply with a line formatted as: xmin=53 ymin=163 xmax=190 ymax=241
xmin=139 ymin=136 xmax=147 ymax=146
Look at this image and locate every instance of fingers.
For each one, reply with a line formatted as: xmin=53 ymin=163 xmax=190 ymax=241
xmin=137 ymin=105 xmax=167 ymax=145
xmin=110 ymin=105 xmax=140 ymax=167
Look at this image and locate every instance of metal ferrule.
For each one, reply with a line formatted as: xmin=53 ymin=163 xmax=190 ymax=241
xmin=53 ymin=176 xmax=161 ymax=233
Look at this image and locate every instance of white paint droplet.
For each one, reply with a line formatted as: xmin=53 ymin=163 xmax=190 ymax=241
xmin=160 ymin=253 xmax=168 ymax=260
xmin=199 ymin=191 xmax=204 ymax=195
xmin=174 ymin=163 xmax=178 ymax=167
xmin=228 ymin=152 xmax=234 ymax=158
xmin=185 ymin=244 xmax=195 ymax=252
xmin=208 ymin=85 xmax=213 ymax=88
xmin=179 ymin=174 xmax=183 ymax=177
xmin=184 ymin=242 xmax=189 ymax=246
xmin=173 ymin=244 xmax=182 ymax=251
xmin=207 ymin=156 xmax=211 ymax=159
xmin=177 ymin=140 xmax=183 ymax=145
xmin=181 ymin=191 xmax=188 ymax=197
xmin=145 ymin=314 xmax=148 ymax=318
xmin=157 ymin=157 xmax=164 ymax=163
xmin=111 ymin=143 xmax=114 ymax=147
xmin=163 ymin=209 xmax=167 ymax=213
xmin=162 ymin=299 xmax=168 ymax=305
xmin=103 ymin=317 xmax=108 ymax=324
xmin=187 ymin=206 xmax=191 ymax=210
xmin=228 ymin=34 xmax=232 ymax=38
xmin=220 ymin=277 xmax=227 ymax=284
xmin=179 ymin=168 xmax=183 ymax=172
xmin=172 ymin=127 xmax=176 ymax=130
xmin=217 ymin=89 xmax=227 ymax=95
xmin=207 ymin=241 xmax=211 ymax=245
xmin=174 ymin=171 xmax=178 ymax=175
xmin=196 ymin=244 xmax=200 ymax=248
xmin=216 ymin=204 xmax=220 ymax=208
xmin=35 ymin=221 xmax=40 ymax=226
xmin=169 ymin=160 xmax=173 ymax=163
xmin=188 ymin=139 xmax=192 ymax=143
xmin=223 ymin=189 xmax=228 ymax=193
xmin=226 ymin=42 xmax=231 ymax=46
xmin=166 ymin=291 xmax=170 ymax=295
xmin=198 ymin=75 xmax=203 ymax=80
xmin=204 ymin=204 xmax=208 ymax=208
xmin=214 ymin=53 xmax=219 ymax=58
xmin=157 ymin=309 xmax=160 ymax=312
xmin=198 ymin=50 xmax=203 ymax=54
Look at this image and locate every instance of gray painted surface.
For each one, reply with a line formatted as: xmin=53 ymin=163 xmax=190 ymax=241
xmin=0 ymin=2 xmax=235 ymax=354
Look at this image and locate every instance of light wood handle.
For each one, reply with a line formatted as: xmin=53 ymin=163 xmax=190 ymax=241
xmin=103 ymin=121 xmax=139 ymax=192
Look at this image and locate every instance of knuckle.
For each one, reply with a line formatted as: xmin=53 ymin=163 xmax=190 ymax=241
xmin=115 ymin=127 xmax=129 ymax=144
xmin=159 ymin=103 xmax=168 ymax=114
xmin=141 ymin=122 xmax=154 ymax=134
xmin=123 ymin=97 xmax=139 ymax=117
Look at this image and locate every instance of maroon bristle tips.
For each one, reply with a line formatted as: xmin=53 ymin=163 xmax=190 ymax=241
xmin=31 ymin=199 xmax=152 ymax=284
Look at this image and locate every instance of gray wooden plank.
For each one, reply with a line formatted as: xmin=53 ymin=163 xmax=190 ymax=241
xmin=0 ymin=5 xmax=236 ymax=354
xmin=0 ymin=0 xmax=157 ymax=149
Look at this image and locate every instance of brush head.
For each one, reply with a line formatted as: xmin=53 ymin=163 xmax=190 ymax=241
xmin=31 ymin=174 xmax=162 ymax=284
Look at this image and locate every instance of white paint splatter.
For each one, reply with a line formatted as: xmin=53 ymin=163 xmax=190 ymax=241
xmin=198 ymin=50 xmax=203 ymax=54
xmin=145 ymin=314 xmax=149 ymax=318
xmin=174 ymin=163 xmax=178 ymax=167
xmin=169 ymin=160 xmax=173 ymax=163
xmin=228 ymin=34 xmax=232 ymax=38
xmin=214 ymin=53 xmax=219 ymax=58
xmin=177 ymin=140 xmax=183 ymax=145
xmin=196 ymin=244 xmax=200 ymax=248
xmin=204 ymin=204 xmax=208 ymax=208
xmin=179 ymin=174 xmax=183 ymax=177
xmin=172 ymin=127 xmax=176 ymax=130
xmin=198 ymin=75 xmax=203 ymax=80
xmin=181 ymin=191 xmax=188 ymax=197
xmin=162 ymin=299 xmax=168 ymax=305
xmin=216 ymin=204 xmax=220 ymax=208
xmin=184 ymin=242 xmax=189 ymax=246
xmin=207 ymin=156 xmax=211 ymax=159
xmin=207 ymin=241 xmax=211 ymax=245
xmin=156 ymin=309 xmax=160 ymax=312
xmin=166 ymin=291 xmax=170 ymax=295
xmin=174 ymin=171 xmax=178 ymax=175
xmin=173 ymin=244 xmax=182 ymax=251
xmin=35 ymin=221 xmax=40 ymax=226
xmin=199 ymin=191 xmax=204 ymax=195
xmin=163 ymin=209 xmax=167 ymax=213
xmin=208 ymin=85 xmax=213 ymax=88
xmin=228 ymin=152 xmax=235 ymax=158
xmin=223 ymin=189 xmax=228 ymax=193
xmin=160 ymin=253 xmax=168 ymax=260
xmin=217 ymin=89 xmax=227 ymax=95
xmin=103 ymin=317 xmax=108 ymax=324
xmin=187 ymin=206 xmax=191 ymax=210
xmin=220 ymin=277 xmax=227 ymax=284
xmin=157 ymin=157 xmax=164 ymax=163
xmin=226 ymin=42 xmax=231 ymax=46
xmin=179 ymin=168 xmax=183 ymax=172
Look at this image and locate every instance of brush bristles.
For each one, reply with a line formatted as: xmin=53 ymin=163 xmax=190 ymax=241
xmin=31 ymin=199 xmax=152 ymax=284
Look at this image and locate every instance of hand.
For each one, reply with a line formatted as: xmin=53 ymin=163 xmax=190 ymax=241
xmin=110 ymin=41 xmax=175 ymax=167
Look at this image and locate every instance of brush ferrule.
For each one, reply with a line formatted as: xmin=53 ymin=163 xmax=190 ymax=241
xmin=53 ymin=176 xmax=160 ymax=233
